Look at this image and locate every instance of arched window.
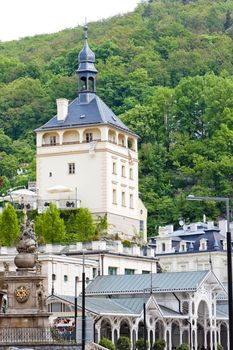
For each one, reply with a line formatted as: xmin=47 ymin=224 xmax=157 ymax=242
xmin=80 ymin=76 xmax=87 ymax=91
xmin=89 ymin=77 xmax=94 ymax=91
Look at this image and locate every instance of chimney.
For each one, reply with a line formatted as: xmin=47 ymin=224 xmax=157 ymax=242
xmin=56 ymin=98 xmax=69 ymax=121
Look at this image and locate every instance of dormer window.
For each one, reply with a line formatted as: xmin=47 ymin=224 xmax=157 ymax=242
xmin=199 ymin=239 xmax=207 ymax=251
xmin=180 ymin=241 xmax=187 ymax=252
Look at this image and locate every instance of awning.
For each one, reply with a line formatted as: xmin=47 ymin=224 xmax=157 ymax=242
xmin=47 ymin=185 xmax=74 ymax=193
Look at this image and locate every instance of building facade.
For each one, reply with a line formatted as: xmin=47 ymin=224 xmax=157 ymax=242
xmin=48 ymin=270 xmax=228 ymax=350
xmin=36 ymin=26 xmax=147 ymax=240
xmin=149 ymin=220 xmax=232 ymax=284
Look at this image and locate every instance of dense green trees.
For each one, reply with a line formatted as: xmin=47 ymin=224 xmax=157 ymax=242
xmin=35 ymin=203 xmax=66 ymax=244
xmin=0 ymin=204 xmax=20 ymax=246
xmin=1 ymin=0 xmax=233 ymax=235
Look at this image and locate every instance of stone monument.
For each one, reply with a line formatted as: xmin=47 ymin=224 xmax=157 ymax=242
xmin=0 ymin=216 xmax=50 ymax=329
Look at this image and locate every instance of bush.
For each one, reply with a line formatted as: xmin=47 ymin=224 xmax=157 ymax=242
xmin=177 ymin=344 xmax=190 ymax=350
xmin=153 ymin=339 xmax=166 ymax=350
xmin=136 ymin=338 xmax=149 ymax=350
xmin=122 ymin=240 xmax=131 ymax=248
xmin=217 ymin=344 xmax=224 ymax=350
xmin=99 ymin=338 xmax=115 ymax=350
xmin=116 ymin=336 xmax=131 ymax=350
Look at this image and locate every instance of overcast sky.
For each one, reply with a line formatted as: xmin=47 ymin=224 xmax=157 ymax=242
xmin=0 ymin=0 xmax=139 ymax=42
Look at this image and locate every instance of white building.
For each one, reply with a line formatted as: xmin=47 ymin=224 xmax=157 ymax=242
xmin=0 ymin=240 xmax=157 ymax=297
xmin=149 ymin=219 xmax=233 ymax=284
xmin=48 ymin=270 xmax=229 ymax=350
xmin=35 ymin=26 xmax=147 ymax=241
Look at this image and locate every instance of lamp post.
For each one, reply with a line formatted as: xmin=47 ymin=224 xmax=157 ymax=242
xmin=74 ymin=276 xmax=79 ymax=343
xmin=82 ymin=252 xmax=86 ymax=350
xmin=187 ymin=195 xmax=232 ymax=350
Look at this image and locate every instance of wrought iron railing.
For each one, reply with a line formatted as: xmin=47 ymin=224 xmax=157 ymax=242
xmin=0 ymin=327 xmax=76 ymax=344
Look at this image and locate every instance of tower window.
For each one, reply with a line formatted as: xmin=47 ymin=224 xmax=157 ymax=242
xmin=80 ymin=76 xmax=87 ymax=91
xmin=129 ymin=168 xmax=133 ymax=180
xmin=162 ymin=243 xmax=166 ymax=252
xmin=121 ymin=192 xmax=126 ymax=207
xmin=129 ymin=194 xmax=134 ymax=209
xmin=52 ymin=274 xmax=56 ymax=281
xmin=86 ymin=133 xmax=93 ymax=142
xmin=88 ymin=77 xmax=94 ymax=91
xmin=112 ymin=162 xmax=117 ymax=175
xmin=49 ymin=172 xmax=52 ymax=177
xmin=121 ymin=165 xmax=126 ymax=177
xmin=112 ymin=189 xmax=117 ymax=204
xmin=68 ymin=163 xmax=75 ymax=174
xmin=50 ymin=136 xmax=56 ymax=145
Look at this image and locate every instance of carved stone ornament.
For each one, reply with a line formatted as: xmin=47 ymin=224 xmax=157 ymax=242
xmin=14 ymin=285 xmax=30 ymax=303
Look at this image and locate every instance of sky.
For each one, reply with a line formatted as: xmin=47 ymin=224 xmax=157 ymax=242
xmin=0 ymin=0 xmax=139 ymax=42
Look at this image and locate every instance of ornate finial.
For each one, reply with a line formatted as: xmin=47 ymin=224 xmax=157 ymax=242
xmin=84 ymin=24 xmax=88 ymax=40
xmin=16 ymin=220 xmax=37 ymax=254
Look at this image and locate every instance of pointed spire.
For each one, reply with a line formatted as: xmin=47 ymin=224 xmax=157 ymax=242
xmin=77 ymin=24 xmax=97 ymax=103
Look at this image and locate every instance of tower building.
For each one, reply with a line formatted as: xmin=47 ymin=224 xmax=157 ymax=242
xmin=36 ymin=26 xmax=147 ymax=240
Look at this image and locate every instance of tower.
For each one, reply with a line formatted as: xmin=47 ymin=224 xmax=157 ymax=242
xmin=36 ymin=26 xmax=147 ymax=240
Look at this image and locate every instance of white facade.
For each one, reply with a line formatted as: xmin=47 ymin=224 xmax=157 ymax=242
xmin=0 ymin=240 xmax=156 ymax=297
xmin=36 ymin=125 xmax=147 ymax=240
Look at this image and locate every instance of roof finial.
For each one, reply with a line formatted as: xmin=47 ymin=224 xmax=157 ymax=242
xmin=84 ymin=18 xmax=88 ymax=40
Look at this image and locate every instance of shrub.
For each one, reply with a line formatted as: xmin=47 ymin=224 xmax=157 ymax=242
xmin=122 ymin=240 xmax=131 ymax=247
xmin=177 ymin=344 xmax=190 ymax=350
xmin=153 ymin=339 xmax=166 ymax=350
xmin=136 ymin=338 xmax=149 ymax=350
xmin=99 ymin=338 xmax=115 ymax=350
xmin=116 ymin=336 xmax=131 ymax=350
xmin=217 ymin=344 xmax=224 ymax=350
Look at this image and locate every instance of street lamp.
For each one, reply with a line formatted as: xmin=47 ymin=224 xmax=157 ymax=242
xmin=74 ymin=253 xmax=86 ymax=348
xmin=187 ymin=195 xmax=232 ymax=350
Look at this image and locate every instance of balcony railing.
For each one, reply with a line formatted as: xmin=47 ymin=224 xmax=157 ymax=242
xmin=0 ymin=327 xmax=76 ymax=344
xmin=0 ymin=199 xmax=81 ymax=211
xmin=41 ymin=139 xmax=135 ymax=151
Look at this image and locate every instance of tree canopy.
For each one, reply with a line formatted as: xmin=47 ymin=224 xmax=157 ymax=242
xmin=1 ymin=0 xmax=233 ymax=235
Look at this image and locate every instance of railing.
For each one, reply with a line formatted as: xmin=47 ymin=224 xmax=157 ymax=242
xmin=41 ymin=139 xmax=136 ymax=152
xmin=86 ymin=342 xmax=108 ymax=350
xmin=0 ymin=327 xmax=76 ymax=344
xmin=1 ymin=199 xmax=81 ymax=211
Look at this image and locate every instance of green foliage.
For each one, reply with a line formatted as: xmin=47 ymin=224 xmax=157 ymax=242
xmin=136 ymin=338 xmax=149 ymax=350
xmin=1 ymin=0 xmax=233 ymax=234
xmin=217 ymin=344 xmax=224 ymax=350
xmin=153 ymin=339 xmax=166 ymax=350
xmin=99 ymin=338 xmax=115 ymax=350
xmin=35 ymin=203 xmax=65 ymax=244
xmin=73 ymin=208 xmax=97 ymax=242
xmin=122 ymin=240 xmax=132 ymax=248
xmin=176 ymin=344 xmax=190 ymax=350
xmin=116 ymin=337 xmax=131 ymax=350
xmin=0 ymin=204 xmax=20 ymax=246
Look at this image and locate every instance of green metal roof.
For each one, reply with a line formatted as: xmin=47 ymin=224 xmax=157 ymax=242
xmin=85 ymin=271 xmax=210 ymax=296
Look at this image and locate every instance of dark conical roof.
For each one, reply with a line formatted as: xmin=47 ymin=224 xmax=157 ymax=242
xmin=77 ymin=25 xmax=97 ymax=73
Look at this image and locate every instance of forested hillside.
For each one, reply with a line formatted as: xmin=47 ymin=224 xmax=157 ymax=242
xmin=1 ymin=0 xmax=233 ymax=235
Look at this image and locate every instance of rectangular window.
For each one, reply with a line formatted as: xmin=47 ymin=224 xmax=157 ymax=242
xmin=50 ymin=136 xmax=56 ymax=145
xmin=125 ymin=268 xmax=135 ymax=275
xmin=139 ymin=220 xmax=144 ymax=232
xmin=142 ymin=270 xmax=150 ymax=274
xmin=64 ymin=275 xmax=68 ymax=282
xmin=130 ymin=194 xmax=134 ymax=208
xmin=121 ymin=192 xmax=126 ymax=206
xmin=121 ymin=165 xmax=125 ymax=177
xmin=68 ymin=163 xmax=75 ymax=174
xmin=52 ymin=273 xmax=56 ymax=281
xmin=86 ymin=133 xmax=93 ymax=142
xmin=108 ymin=266 xmax=117 ymax=275
xmin=93 ymin=268 xmax=97 ymax=279
xmin=129 ymin=168 xmax=133 ymax=180
xmin=113 ymin=189 xmax=117 ymax=204
xmin=112 ymin=162 xmax=117 ymax=175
